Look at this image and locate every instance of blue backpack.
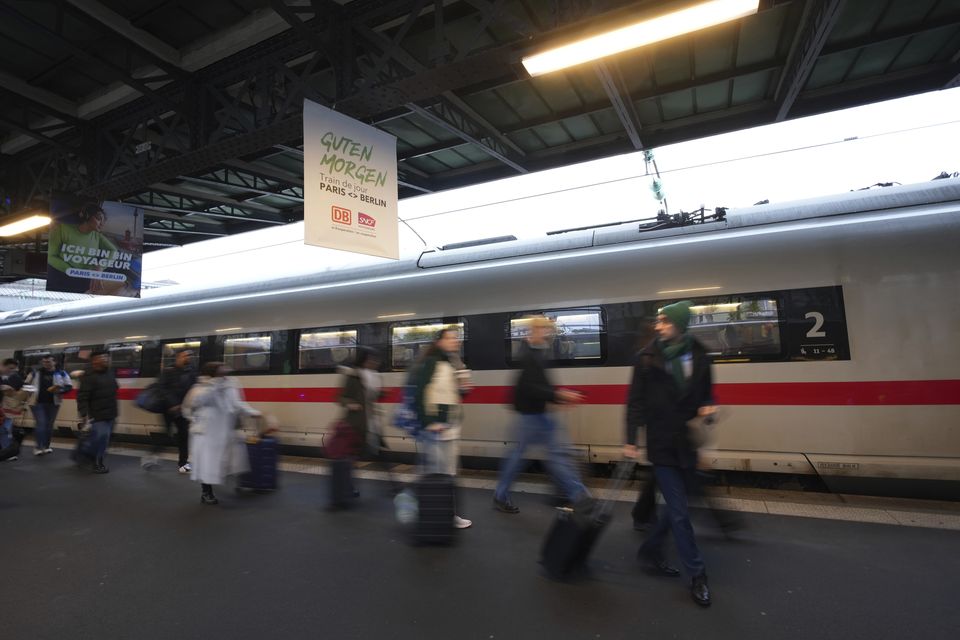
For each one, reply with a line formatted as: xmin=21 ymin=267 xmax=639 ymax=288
xmin=393 ymin=367 xmax=422 ymax=436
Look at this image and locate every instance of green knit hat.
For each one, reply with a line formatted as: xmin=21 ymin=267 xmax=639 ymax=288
xmin=659 ymin=300 xmax=692 ymax=333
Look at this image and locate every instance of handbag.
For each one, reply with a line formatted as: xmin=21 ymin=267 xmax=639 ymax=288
xmin=325 ymin=420 xmax=360 ymax=460
xmin=135 ymin=382 xmax=167 ymax=414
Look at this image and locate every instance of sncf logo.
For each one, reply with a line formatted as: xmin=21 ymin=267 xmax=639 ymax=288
xmin=331 ymin=206 xmax=352 ymax=225
xmin=358 ymin=213 xmax=376 ymax=228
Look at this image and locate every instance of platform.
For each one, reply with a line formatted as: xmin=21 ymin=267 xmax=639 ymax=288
xmin=1 ymin=440 xmax=958 ymax=640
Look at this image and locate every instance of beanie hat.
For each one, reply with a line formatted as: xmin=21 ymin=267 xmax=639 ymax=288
xmin=659 ymin=300 xmax=692 ymax=334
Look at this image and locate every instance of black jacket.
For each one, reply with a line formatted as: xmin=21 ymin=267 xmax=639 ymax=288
xmin=77 ymin=369 xmax=119 ymax=421
xmin=513 ymin=341 xmax=557 ymax=414
xmin=160 ymin=365 xmax=197 ymax=409
xmin=625 ymin=338 xmax=713 ymax=468
xmin=339 ymin=367 xmax=368 ymax=439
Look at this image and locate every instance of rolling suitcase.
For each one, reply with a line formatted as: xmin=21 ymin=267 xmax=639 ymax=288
xmin=540 ymin=461 xmax=633 ymax=580
xmin=238 ymin=436 xmax=279 ymax=491
xmin=413 ymin=473 xmax=456 ymax=545
xmin=0 ymin=426 xmax=23 ymax=461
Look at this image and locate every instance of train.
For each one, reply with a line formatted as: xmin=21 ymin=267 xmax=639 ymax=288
xmin=2 ymin=178 xmax=958 ymax=494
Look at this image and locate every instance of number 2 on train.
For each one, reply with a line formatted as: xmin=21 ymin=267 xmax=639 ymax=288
xmin=804 ymin=311 xmax=826 ymax=338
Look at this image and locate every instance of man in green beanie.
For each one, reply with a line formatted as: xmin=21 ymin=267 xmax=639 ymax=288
xmin=624 ymin=300 xmax=717 ymax=607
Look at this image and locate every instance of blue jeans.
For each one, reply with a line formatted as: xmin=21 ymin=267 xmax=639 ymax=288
xmin=494 ymin=412 xmax=588 ymax=502
xmin=91 ymin=420 xmax=115 ymax=459
xmin=0 ymin=416 xmax=12 ymax=449
xmin=640 ymin=465 xmax=706 ymax=578
xmin=32 ymin=404 xmax=59 ymax=450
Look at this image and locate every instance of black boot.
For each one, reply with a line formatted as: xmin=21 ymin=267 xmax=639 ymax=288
xmin=691 ymin=574 xmax=711 ymax=607
xmin=201 ymin=484 xmax=219 ymax=505
xmin=93 ymin=458 xmax=109 ymax=474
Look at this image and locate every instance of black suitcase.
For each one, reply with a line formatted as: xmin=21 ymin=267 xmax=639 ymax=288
xmin=540 ymin=462 xmax=634 ymax=579
xmin=413 ymin=473 xmax=456 ymax=545
xmin=238 ymin=436 xmax=279 ymax=491
xmin=328 ymin=458 xmax=355 ymax=509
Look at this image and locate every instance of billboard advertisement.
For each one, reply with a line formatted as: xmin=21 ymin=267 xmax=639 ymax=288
xmin=46 ymin=197 xmax=144 ymax=297
xmin=303 ymin=99 xmax=399 ymax=259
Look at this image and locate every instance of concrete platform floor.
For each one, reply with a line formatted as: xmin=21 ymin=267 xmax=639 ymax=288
xmin=1 ymin=441 xmax=958 ymax=640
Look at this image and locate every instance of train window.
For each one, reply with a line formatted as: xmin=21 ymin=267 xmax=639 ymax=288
xmin=223 ymin=334 xmax=272 ymax=373
xmin=299 ymin=328 xmax=358 ymax=370
xmin=62 ymin=346 xmax=97 ymax=373
xmin=509 ymin=308 xmax=605 ymax=364
xmin=23 ymin=349 xmax=54 ymax=370
xmin=391 ymin=321 xmax=465 ymax=370
xmin=106 ymin=343 xmax=143 ymax=378
xmin=161 ymin=341 xmax=201 ymax=371
xmin=674 ymin=297 xmax=782 ymax=359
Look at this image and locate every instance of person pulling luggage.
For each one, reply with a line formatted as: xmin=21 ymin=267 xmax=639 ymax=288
xmin=182 ymin=362 xmax=262 ymax=505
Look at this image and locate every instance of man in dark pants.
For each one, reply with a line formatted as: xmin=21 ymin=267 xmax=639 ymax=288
xmin=76 ymin=351 xmax=118 ymax=474
xmin=494 ymin=316 xmax=589 ymax=513
xmin=623 ymin=301 xmax=716 ymax=607
xmin=159 ymin=349 xmax=197 ymax=473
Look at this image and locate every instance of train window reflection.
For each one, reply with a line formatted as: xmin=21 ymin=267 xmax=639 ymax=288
xmin=106 ymin=343 xmax=143 ymax=378
xmin=510 ymin=309 xmax=605 ymax=363
xmin=299 ymin=329 xmax=358 ymax=370
xmin=62 ymin=346 xmax=97 ymax=373
xmin=223 ymin=335 xmax=272 ymax=373
xmin=680 ymin=299 xmax=782 ymax=358
xmin=23 ymin=349 xmax=54 ymax=370
xmin=161 ymin=341 xmax=201 ymax=370
xmin=391 ymin=321 xmax=465 ymax=370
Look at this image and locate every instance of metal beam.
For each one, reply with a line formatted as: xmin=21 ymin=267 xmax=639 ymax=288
xmin=774 ymin=0 xmax=847 ymax=122
xmin=222 ymin=159 xmax=305 ymax=187
xmin=147 ymin=183 xmax=288 ymax=216
xmin=595 ymin=61 xmax=643 ymax=150
xmin=64 ymin=0 xmax=185 ymax=72
xmin=0 ymin=71 xmax=80 ymax=120
xmin=178 ymin=175 xmax=305 ymax=203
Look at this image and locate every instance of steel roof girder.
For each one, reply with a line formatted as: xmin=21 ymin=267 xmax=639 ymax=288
xmin=595 ymin=60 xmax=644 ymax=151
xmin=774 ymin=0 xmax=847 ymax=122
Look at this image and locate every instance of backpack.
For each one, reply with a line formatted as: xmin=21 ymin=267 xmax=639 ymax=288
xmin=135 ymin=382 xmax=167 ymax=414
xmin=393 ymin=366 xmax=422 ymax=436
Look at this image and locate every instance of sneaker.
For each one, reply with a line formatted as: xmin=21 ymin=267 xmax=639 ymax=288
xmin=178 ymin=464 xmax=191 ymax=474
xmin=34 ymin=448 xmax=44 ymax=456
xmin=201 ymin=494 xmax=219 ymax=505
xmin=93 ymin=464 xmax=109 ymax=474
xmin=453 ymin=515 xmax=473 ymax=529
xmin=141 ymin=455 xmax=159 ymax=469
xmin=3 ymin=455 xmax=16 ymax=462
xmin=44 ymin=448 xmax=54 ymax=454
xmin=493 ymin=497 xmax=520 ymax=514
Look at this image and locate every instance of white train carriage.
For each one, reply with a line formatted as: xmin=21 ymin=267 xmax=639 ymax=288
xmin=2 ymin=179 xmax=958 ymax=487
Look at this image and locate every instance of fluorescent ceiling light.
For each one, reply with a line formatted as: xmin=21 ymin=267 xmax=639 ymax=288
xmin=215 ymin=327 xmax=243 ymax=332
xmin=657 ymin=286 xmax=723 ymax=295
xmin=377 ymin=312 xmax=417 ymax=319
xmin=124 ymin=335 xmax=147 ymax=340
xmin=522 ymin=0 xmax=760 ymax=76
xmin=0 ymin=214 xmax=52 ymax=237
xmin=49 ymin=342 xmax=69 ymax=346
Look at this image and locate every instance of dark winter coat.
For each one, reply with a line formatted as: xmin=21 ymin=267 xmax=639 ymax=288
xmin=625 ymin=338 xmax=714 ymax=468
xmin=77 ymin=369 xmax=119 ymax=422
xmin=160 ymin=365 xmax=197 ymax=411
xmin=513 ymin=341 xmax=557 ymax=415
xmin=338 ymin=367 xmax=368 ymax=441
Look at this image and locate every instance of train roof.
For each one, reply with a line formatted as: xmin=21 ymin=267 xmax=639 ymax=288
xmin=2 ymin=178 xmax=958 ymax=329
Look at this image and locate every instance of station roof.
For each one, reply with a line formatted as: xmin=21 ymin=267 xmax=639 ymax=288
xmin=0 ymin=0 xmax=958 ymax=249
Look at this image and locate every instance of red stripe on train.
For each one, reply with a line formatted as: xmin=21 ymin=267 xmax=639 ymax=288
xmin=96 ymin=380 xmax=960 ymax=405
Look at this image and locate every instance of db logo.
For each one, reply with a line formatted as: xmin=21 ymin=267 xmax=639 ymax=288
xmin=331 ymin=206 xmax=352 ymax=225
xmin=358 ymin=213 xmax=376 ymax=228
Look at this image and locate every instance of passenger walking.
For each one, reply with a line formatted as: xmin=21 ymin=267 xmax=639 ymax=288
xmin=160 ymin=349 xmax=197 ymax=473
xmin=182 ymin=362 xmax=261 ymax=505
xmin=76 ymin=350 xmax=119 ymax=474
xmin=0 ymin=358 xmax=26 ymax=456
xmin=338 ymin=346 xmax=383 ymax=458
xmin=413 ymin=328 xmax=473 ymax=529
xmin=493 ymin=317 xmax=589 ymax=514
xmin=623 ymin=301 xmax=716 ymax=607
xmin=25 ymin=356 xmax=73 ymax=456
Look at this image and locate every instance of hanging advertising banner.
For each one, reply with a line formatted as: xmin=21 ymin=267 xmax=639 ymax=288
xmin=303 ymin=99 xmax=399 ymax=259
xmin=46 ymin=196 xmax=144 ymax=297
